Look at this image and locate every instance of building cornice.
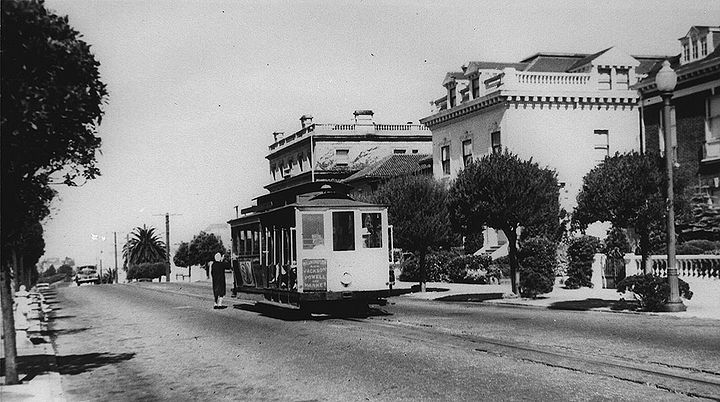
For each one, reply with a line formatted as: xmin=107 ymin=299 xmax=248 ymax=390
xmin=421 ymin=89 xmax=638 ymax=128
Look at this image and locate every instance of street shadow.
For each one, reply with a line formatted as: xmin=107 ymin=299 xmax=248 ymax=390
xmin=57 ymin=352 xmax=136 ymax=375
xmin=409 ymin=285 xmax=450 ymax=293
xmin=1 ymin=354 xmax=52 ymax=382
xmin=49 ymin=315 xmax=76 ymax=320
xmin=436 ymin=293 xmax=505 ymax=302
xmin=548 ymin=298 xmax=640 ymax=311
xmin=233 ymin=302 xmax=322 ymax=321
xmin=39 ymin=327 xmax=90 ymax=337
xmin=232 ymin=302 xmax=392 ymax=321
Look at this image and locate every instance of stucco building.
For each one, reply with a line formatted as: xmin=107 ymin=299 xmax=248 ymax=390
xmin=420 ymin=48 xmax=667 ymax=253
xmin=265 ymin=110 xmax=432 ymax=193
xmin=636 ymin=26 xmax=720 ymax=205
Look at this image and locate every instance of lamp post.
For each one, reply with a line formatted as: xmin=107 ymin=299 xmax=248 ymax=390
xmin=656 ymin=60 xmax=685 ymax=312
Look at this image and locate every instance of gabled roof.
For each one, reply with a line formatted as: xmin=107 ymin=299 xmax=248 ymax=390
xmin=465 ymin=61 xmax=527 ymax=76
xmin=343 ymin=154 xmax=429 ymax=183
xmin=519 ymin=52 xmax=587 ymax=71
xmin=567 ymin=47 xmax=640 ymax=71
xmin=442 ymin=72 xmax=467 ymax=86
xmin=680 ymin=26 xmax=720 ymax=40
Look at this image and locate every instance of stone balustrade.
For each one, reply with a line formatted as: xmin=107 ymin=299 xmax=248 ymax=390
xmin=595 ymin=253 xmax=720 ymax=284
xmin=515 ymin=71 xmax=592 ymax=87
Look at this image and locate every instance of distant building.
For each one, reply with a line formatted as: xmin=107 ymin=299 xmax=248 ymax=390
xmin=421 ymin=48 xmax=668 ymax=255
xmin=264 ymin=110 xmax=432 ymax=193
xmin=342 ymin=153 xmax=431 ymax=196
xmin=636 ymin=26 xmax=720 ymax=204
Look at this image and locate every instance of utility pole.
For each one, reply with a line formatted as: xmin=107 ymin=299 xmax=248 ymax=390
xmin=154 ymin=212 xmax=181 ymax=282
xmin=114 ymin=232 xmax=118 ymax=284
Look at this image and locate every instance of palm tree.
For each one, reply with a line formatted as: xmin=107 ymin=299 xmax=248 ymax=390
xmin=122 ymin=225 xmax=166 ymax=269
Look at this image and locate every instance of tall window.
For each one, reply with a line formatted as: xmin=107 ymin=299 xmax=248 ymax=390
xmin=683 ymin=43 xmax=690 ymax=62
xmin=709 ymin=94 xmax=720 ymax=140
xmin=462 ymin=139 xmax=472 ymax=167
xmin=332 ymin=212 xmax=355 ymax=251
xmin=361 ymin=213 xmax=382 ymax=248
xmin=491 ymin=131 xmax=501 ymax=154
xmin=471 ymin=77 xmax=480 ymax=99
xmin=701 ymin=37 xmax=708 ymax=56
xmin=302 ymin=214 xmax=324 ymax=250
xmin=593 ymin=129 xmax=609 ymax=162
xmin=598 ymin=67 xmax=611 ymax=90
xmin=448 ymin=87 xmax=456 ymax=108
xmin=271 ymin=164 xmax=276 ymax=180
xmin=298 ymin=154 xmax=304 ymax=171
xmin=692 ymin=41 xmax=698 ymax=59
xmin=616 ymin=68 xmax=629 ymax=90
xmin=441 ymin=145 xmax=450 ymax=175
xmin=336 ymin=149 xmax=349 ymax=166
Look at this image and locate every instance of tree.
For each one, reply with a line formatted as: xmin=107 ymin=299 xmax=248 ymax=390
xmin=123 ymin=225 xmax=167 ymax=268
xmin=173 ymin=241 xmax=192 ymax=277
xmin=573 ymin=152 xmax=688 ymax=272
xmin=1 ymin=0 xmax=107 ymax=384
xmin=188 ymin=232 xmax=226 ymax=276
xmin=363 ymin=175 xmax=458 ymax=291
xmin=448 ymin=150 xmax=560 ymax=295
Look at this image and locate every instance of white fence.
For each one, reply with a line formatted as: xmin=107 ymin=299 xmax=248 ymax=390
xmin=592 ymin=253 xmax=720 ymax=289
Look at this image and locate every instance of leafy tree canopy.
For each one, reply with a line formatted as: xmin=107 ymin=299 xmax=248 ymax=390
xmin=448 ymin=150 xmax=560 ymax=294
xmin=363 ymin=175 xmax=458 ymax=256
xmin=188 ymin=232 xmax=226 ymax=266
xmin=173 ymin=241 xmax=191 ymax=268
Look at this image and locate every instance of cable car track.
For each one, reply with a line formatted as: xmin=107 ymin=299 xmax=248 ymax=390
xmin=357 ymin=317 xmax=720 ymax=400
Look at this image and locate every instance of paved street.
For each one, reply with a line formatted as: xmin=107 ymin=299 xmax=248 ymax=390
xmin=48 ymin=282 xmax=720 ymax=401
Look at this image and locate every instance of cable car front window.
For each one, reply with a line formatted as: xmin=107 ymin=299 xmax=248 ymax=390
xmin=302 ymin=214 xmax=324 ymax=250
xmin=361 ymin=213 xmax=382 ymax=248
xmin=332 ymin=211 xmax=355 ymax=251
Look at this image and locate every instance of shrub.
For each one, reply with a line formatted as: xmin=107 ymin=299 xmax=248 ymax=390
xmin=616 ymin=274 xmax=693 ymax=312
xmin=42 ymin=265 xmax=57 ymax=277
xmin=127 ymin=262 xmax=168 ymax=281
xmin=566 ymin=235 xmax=601 ymax=289
xmin=676 ymin=239 xmax=720 ymax=255
xmin=446 ymin=254 xmax=495 ymax=283
xmin=517 ymin=236 xmax=557 ymax=298
xmin=603 ymin=226 xmax=630 ymax=255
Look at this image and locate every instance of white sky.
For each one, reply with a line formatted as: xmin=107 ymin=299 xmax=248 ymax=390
xmin=40 ymin=0 xmax=718 ymax=265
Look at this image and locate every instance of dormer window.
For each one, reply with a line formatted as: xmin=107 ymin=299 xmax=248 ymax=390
xmin=701 ymin=37 xmax=708 ymax=56
xmin=692 ymin=40 xmax=698 ymax=59
xmin=471 ymin=77 xmax=480 ymax=99
xmin=616 ymin=68 xmax=629 ymax=90
xmin=598 ymin=67 xmax=611 ymax=90
xmin=448 ymin=85 xmax=457 ymax=108
xmin=683 ymin=43 xmax=690 ymax=62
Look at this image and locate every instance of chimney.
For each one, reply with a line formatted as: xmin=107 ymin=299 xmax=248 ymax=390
xmin=353 ymin=109 xmax=374 ymax=126
xmin=273 ymin=131 xmax=284 ymax=143
xmin=300 ymin=114 xmax=314 ymax=128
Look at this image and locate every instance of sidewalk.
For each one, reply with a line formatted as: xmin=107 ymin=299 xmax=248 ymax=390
xmin=395 ymin=279 xmax=720 ymax=320
xmin=0 ymin=286 xmax=65 ymax=402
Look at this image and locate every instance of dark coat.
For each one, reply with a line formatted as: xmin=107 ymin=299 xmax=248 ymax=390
xmin=211 ymin=261 xmax=227 ymax=298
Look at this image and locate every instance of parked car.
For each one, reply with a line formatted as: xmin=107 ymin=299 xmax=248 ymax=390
xmin=75 ymin=266 xmax=100 ymax=285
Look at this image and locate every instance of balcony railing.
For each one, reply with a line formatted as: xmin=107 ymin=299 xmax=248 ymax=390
xmin=268 ymin=123 xmax=429 ymax=152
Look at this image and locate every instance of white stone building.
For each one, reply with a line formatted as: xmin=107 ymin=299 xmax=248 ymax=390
xmin=421 ymin=48 xmax=667 ymax=254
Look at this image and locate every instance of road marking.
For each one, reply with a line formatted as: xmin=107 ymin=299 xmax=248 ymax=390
xmin=174 ymin=306 xmax=194 ymax=309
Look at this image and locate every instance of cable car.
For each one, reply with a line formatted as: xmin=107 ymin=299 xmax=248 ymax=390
xmin=228 ymin=181 xmax=396 ymax=313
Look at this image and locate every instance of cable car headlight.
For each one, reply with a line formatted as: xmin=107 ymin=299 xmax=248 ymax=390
xmin=340 ymin=272 xmax=352 ymax=287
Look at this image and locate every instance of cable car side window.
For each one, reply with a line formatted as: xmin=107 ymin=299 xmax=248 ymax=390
xmin=302 ymin=214 xmax=325 ymax=249
xmin=332 ymin=211 xmax=355 ymax=251
xmin=361 ymin=213 xmax=382 ymax=248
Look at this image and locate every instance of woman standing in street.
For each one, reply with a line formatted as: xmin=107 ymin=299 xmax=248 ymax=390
xmin=211 ymin=252 xmax=227 ymax=309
